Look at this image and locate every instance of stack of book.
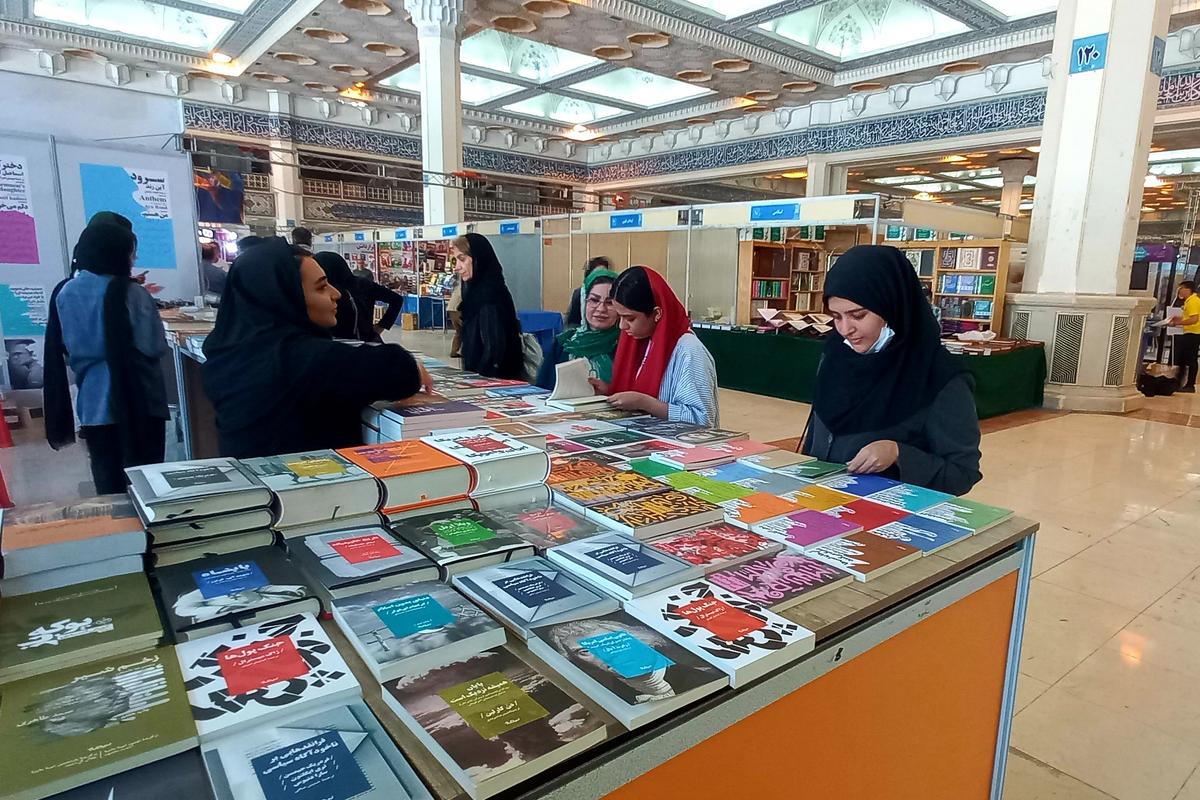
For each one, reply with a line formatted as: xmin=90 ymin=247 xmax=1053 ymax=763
xmin=126 ymin=459 xmax=275 ymax=566
xmin=422 ymin=427 xmax=551 ymax=498
xmin=338 ymin=440 xmax=474 ymax=521
xmin=555 ymin=469 xmax=725 ymax=539
xmin=0 ymin=494 xmax=146 ymax=595
xmin=287 ymin=524 xmax=439 ymax=606
xmin=242 ymin=448 xmax=382 ymax=538
xmin=547 ymin=532 xmax=702 ymax=600
xmin=373 ymin=393 xmax=486 ymax=441
xmin=649 ymin=439 xmax=777 ymax=471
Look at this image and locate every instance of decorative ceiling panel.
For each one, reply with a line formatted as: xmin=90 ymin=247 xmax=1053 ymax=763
xmin=758 ymin=0 xmax=970 ymax=61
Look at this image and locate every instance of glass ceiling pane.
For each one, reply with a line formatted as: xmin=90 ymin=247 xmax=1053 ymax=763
xmin=502 ymin=93 xmax=626 ymax=124
xmin=974 ymin=0 xmax=1057 ymax=20
xmin=33 ymin=0 xmax=234 ymax=50
xmin=867 ymin=175 xmax=931 ymax=186
xmin=567 ymin=67 xmax=712 ymax=108
xmin=904 ymin=181 xmax=976 ymax=193
xmin=940 ymin=168 xmax=1002 ymax=179
xmin=380 ymin=66 xmax=524 ymax=105
xmin=462 ymin=29 xmax=599 ymax=84
xmin=759 ymin=0 xmax=969 ymax=61
xmin=187 ymin=0 xmax=256 ymax=13
xmin=666 ymin=0 xmax=783 ymax=19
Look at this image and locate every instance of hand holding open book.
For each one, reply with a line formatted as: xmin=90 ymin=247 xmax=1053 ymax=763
xmin=545 ymin=359 xmax=609 ymax=411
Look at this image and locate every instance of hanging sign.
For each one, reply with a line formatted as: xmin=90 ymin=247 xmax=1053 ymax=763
xmin=500 ymin=222 xmax=520 ymax=235
xmin=1070 ymin=33 xmax=1108 ymax=74
xmin=1151 ymin=36 xmax=1166 ymax=76
xmin=353 ymin=232 xmax=366 ymax=241
xmin=749 ymin=202 xmax=801 ymax=222
xmin=609 ymin=212 xmax=643 ymax=229
xmin=394 ymin=229 xmax=408 ymax=240
xmin=441 ymin=225 xmax=458 ymax=237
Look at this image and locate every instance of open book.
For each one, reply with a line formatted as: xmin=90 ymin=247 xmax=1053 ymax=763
xmin=547 ymin=358 xmax=608 ymax=411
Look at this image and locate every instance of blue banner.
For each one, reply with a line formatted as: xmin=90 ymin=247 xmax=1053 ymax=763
xmin=395 ymin=229 xmax=408 ymax=240
xmin=750 ymin=202 xmax=801 ymax=222
xmin=442 ymin=224 xmax=458 ymax=237
xmin=609 ymin=212 xmax=643 ymax=229
xmin=500 ymin=221 xmax=520 ymax=235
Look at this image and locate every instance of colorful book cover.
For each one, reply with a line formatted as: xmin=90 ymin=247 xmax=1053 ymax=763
xmin=589 ymin=490 xmax=722 ymax=533
xmin=648 ymin=523 xmax=782 ymax=572
xmin=0 ymin=494 xmax=142 ymax=551
xmin=289 ymin=527 xmax=435 ymax=589
xmin=865 ymin=483 xmax=954 ymax=513
xmin=390 ymin=508 xmax=530 ymax=568
xmin=705 ymin=468 xmax=809 ymax=500
xmin=658 ymin=472 xmax=756 ymax=506
xmin=483 ymin=499 xmax=607 ymax=551
xmin=554 ymin=471 xmax=667 ymax=508
xmin=242 ymin=450 xmax=369 ymax=490
xmin=776 ymin=460 xmax=845 ymax=480
xmin=422 ymin=428 xmax=542 ymax=465
xmin=819 ymin=473 xmax=902 ymax=497
xmin=338 ymin=441 xmax=462 ymax=479
xmin=978 ymin=274 xmax=997 ymax=295
xmin=175 ymin=613 xmax=360 ymax=741
xmin=545 ymin=437 xmax=591 ymax=456
xmin=736 ymin=450 xmax=813 ymax=472
xmin=789 ymin=483 xmax=857 ymax=512
xmin=547 ymin=455 xmax=621 ymax=486
xmin=918 ymin=498 xmax=1012 ymax=533
xmin=752 ymin=509 xmax=861 ymax=551
xmin=567 ymin=429 xmax=651 ymax=449
xmin=549 ymin=533 xmax=698 ymax=593
xmin=381 ymin=393 xmax=484 ymax=418
xmin=696 ymin=461 xmax=772 ymax=485
xmin=524 ymin=417 xmax=621 ymax=438
xmin=722 ymin=492 xmax=802 ymax=527
xmin=804 ymin=531 xmax=920 ymax=580
xmin=604 ymin=439 xmax=682 ymax=460
xmin=0 ymin=648 xmax=197 ymax=800
xmin=823 ymin=498 xmax=908 ymax=531
xmin=709 ymin=552 xmax=852 ymax=609
xmin=870 ymin=515 xmax=975 ymax=554
xmin=623 ymin=458 xmax=682 ymax=479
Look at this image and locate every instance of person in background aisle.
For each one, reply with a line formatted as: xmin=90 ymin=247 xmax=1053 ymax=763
xmin=44 ymin=219 xmax=169 ymax=493
xmin=314 ymin=251 xmax=405 ymax=343
xmin=566 ymin=256 xmax=612 ymax=327
xmin=1175 ymin=280 xmax=1200 ymax=393
xmin=291 ymin=226 xmax=314 ymax=254
xmin=450 ymin=233 xmax=525 ymax=379
xmin=535 ymin=267 xmax=620 ymax=390
xmin=448 ymin=275 xmax=464 ymax=359
xmin=200 ymin=242 xmax=226 ymax=296
xmin=589 ymin=266 xmax=719 ymax=426
xmin=352 ymin=263 xmax=374 ymax=282
xmin=202 ymin=239 xmax=431 ymax=458
xmin=804 ymin=245 xmax=981 ymax=495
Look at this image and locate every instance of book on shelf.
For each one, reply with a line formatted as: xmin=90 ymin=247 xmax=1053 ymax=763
xmin=822 ymin=498 xmax=908 ymax=531
xmin=547 ymin=532 xmax=701 ymax=600
xmin=587 ymin=490 xmax=725 ymax=539
xmin=870 ymin=514 xmax=976 ymax=555
xmin=649 ymin=439 xmax=776 ymax=470
xmin=154 ymin=546 xmax=320 ymax=642
xmin=480 ymin=496 xmax=607 ymax=552
xmin=381 ymin=646 xmax=607 ymax=800
xmin=978 ymin=274 xmax=997 ymax=295
xmin=982 ymin=246 xmax=1000 ymax=269
xmin=151 ymin=529 xmax=278 ymax=567
xmin=453 ymin=555 xmax=619 ymax=639
xmin=331 ymin=580 xmax=505 ymax=682
xmin=940 ymin=248 xmax=958 ymax=269
xmin=864 ymin=482 xmax=954 ymax=513
xmin=1 ymin=554 xmax=144 ymax=597
xmin=708 ymin=551 xmax=853 ymax=612
xmin=776 ymin=459 xmax=845 ymax=480
xmin=657 ymin=471 xmax=756 ymax=506
xmin=957 ymin=247 xmax=984 ymax=270
xmin=918 ymin=498 xmax=1013 ymax=533
xmin=389 ymin=507 xmax=535 ymax=578
xmin=973 ymin=299 xmax=994 ymax=319
xmin=0 ymin=494 xmax=145 ymax=580
xmin=286 ymin=526 xmax=439 ymax=605
xmin=623 ymin=579 xmax=815 ymax=688
xmin=553 ymin=470 xmax=667 ymax=512
xmin=202 ymin=701 xmax=433 ymax=800
xmin=547 ymin=454 xmax=621 ymax=486
xmin=126 ymin=458 xmax=271 ymax=524
xmin=721 ymin=492 xmax=803 ymax=531
xmin=241 ymin=449 xmax=381 ymax=530
xmin=545 ymin=358 xmax=608 ymax=411
xmin=804 ymin=531 xmax=922 ymax=581
xmin=752 ymin=509 xmax=862 ymax=551
xmin=422 ymin=427 xmax=551 ymax=497
xmin=737 ymin=450 xmax=814 ymax=472
xmin=0 ymin=572 xmax=162 ymax=685
xmin=647 ymin=522 xmax=783 ymax=573
xmin=527 ymin=609 xmax=728 ymax=730
xmin=149 ymin=507 xmax=276 ymax=544
xmin=175 ymin=613 xmax=361 ymax=742
xmin=338 ymin=441 xmax=473 ymax=514
xmin=45 ymin=750 xmax=214 ymax=800
xmin=0 ymin=648 xmax=197 ymax=800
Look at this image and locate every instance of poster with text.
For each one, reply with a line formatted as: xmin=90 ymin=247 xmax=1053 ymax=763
xmin=0 ymin=284 xmax=48 ymax=337
xmin=79 ymin=162 xmax=177 ymax=269
xmin=0 ymin=155 xmax=39 ymax=264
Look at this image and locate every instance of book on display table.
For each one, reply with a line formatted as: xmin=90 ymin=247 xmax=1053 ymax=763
xmin=484 ymin=421 xmax=547 ymax=450
xmin=1 ymin=554 xmax=145 ymax=596
xmin=623 ymin=418 xmax=746 ymax=445
xmin=422 ymin=427 xmax=551 ymax=497
xmin=479 ymin=495 xmax=607 ymax=552
xmin=602 ymin=438 xmax=681 ymax=460
xmin=587 ymin=490 xmax=725 ymax=539
xmin=752 ymin=509 xmax=862 ymax=552
xmin=646 ymin=522 xmax=783 ymax=573
xmin=389 ymin=507 xmax=535 ymax=578
xmin=42 ymin=750 xmax=214 ymax=800
xmin=552 ymin=471 xmax=667 ymax=513
xmin=148 ymin=507 xmax=276 ymax=544
xmin=241 ymin=449 xmax=381 ymax=530
xmin=708 ymin=551 xmax=853 ymax=612
xmin=869 ymin=514 xmax=976 ymax=555
xmin=737 ymin=450 xmax=814 ymax=472
xmin=286 ymin=525 xmax=439 ymax=604
xmin=804 ymin=531 xmax=922 ymax=581
xmin=374 ymin=393 xmax=486 ymax=440
xmin=721 ymin=492 xmax=803 ymax=531
xmin=776 ymin=459 xmax=846 ymax=481
xmin=547 ymin=454 xmax=622 ymax=486
xmin=566 ymin=429 xmax=651 ymax=449
xmin=337 ymin=441 xmax=472 ymax=514
xmin=524 ymin=416 xmax=621 ymax=439
xmin=547 ymin=532 xmax=702 ymax=600
xmin=918 ymin=497 xmax=1013 ymax=533
xmin=126 ymin=458 xmax=271 ymax=524
xmin=650 ymin=440 xmax=775 ymax=470
xmin=545 ymin=358 xmax=607 ymax=411
xmin=821 ymin=498 xmax=908 ymax=532
xmin=151 ymin=529 xmax=278 ymax=567
xmin=0 ymin=494 xmax=145 ymax=580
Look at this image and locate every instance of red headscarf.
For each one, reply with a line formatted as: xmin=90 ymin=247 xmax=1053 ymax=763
xmin=609 ymin=266 xmax=692 ymax=396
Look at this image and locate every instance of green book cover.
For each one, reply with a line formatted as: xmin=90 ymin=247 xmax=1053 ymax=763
xmin=625 ymin=459 xmax=681 ymax=479
xmin=0 ymin=648 xmax=197 ymax=800
xmin=779 ymin=460 xmax=846 ymax=480
xmin=660 ymin=472 xmax=756 ymax=505
xmin=978 ymin=275 xmax=996 ymax=295
xmin=919 ymin=498 xmax=1012 ymax=533
xmin=0 ymin=573 xmax=162 ymax=678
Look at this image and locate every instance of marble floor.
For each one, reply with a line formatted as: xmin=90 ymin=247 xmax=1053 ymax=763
xmin=5 ymin=327 xmax=1200 ymax=798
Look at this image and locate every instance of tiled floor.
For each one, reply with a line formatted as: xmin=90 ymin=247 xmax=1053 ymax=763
xmin=6 ymin=327 xmax=1200 ymax=798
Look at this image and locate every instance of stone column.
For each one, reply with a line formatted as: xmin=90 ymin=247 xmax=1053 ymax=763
xmin=405 ymin=0 xmax=465 ymax=225
xmin=804 ymin=155 xmax=848 ymax=197
xmin=265 ymin=91 xmax=302 ymax=236
xmin=1007 ymin=0 xmax=1170 ymax=412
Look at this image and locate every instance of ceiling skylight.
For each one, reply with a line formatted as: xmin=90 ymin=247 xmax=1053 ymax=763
xmin=567 ymin=67 xmax=712 ymax=107
xmin=33 ymin=0 xmax=234 ymax=49
xmin=186 ymin=0 xmax=256 ymax=13
xmin=759 ymin=0 xmax=969 ymax=61
xmin=974 ymin=0 xmax=1057 ymax=20
xmin=462 ymin=29 xmax=599 ymax=84
xmin=667 ymin=0 xmax=784 ymax=19
xmin=502 ymin=93 xmax=625 ymax=124
xmin=380 ymin=66 xmax=525 ymax=105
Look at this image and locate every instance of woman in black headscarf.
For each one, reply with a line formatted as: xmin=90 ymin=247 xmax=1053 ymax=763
xmin=803 ymin=245 xmax=981 ymax=495
xmin=313 ymin=251 xmax=405 ymax=343
xmin=450 ymin=233 xmax=524 ymax=379
xmin=44 ymin=216 xmax=169 ymax=493
xmin=202 ymin=239 xmax=429 ymax=458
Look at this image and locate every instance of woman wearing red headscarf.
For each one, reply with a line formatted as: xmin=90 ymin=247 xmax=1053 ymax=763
xmin=588 ymin=266 xmax=719 ymax=426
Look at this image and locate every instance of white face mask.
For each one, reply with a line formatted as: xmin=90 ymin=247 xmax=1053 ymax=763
xmin=845 ymin=323 xmax=895 ymax=354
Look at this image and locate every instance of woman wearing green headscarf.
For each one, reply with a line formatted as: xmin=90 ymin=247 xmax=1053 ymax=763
xmin=536 ymin=268 xmax=620 ymax=389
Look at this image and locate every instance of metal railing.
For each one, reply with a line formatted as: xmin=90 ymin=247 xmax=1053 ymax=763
xmin=243 ymin=173 xmax=271 ymax=191
xmin=298 ymin=176 xmax=572 ymax=218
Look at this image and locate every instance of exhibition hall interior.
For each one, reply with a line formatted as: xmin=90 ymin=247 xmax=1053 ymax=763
xmin=3 ymin=0 xmax=1200 ymax=798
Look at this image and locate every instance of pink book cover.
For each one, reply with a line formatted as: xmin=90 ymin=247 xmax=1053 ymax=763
xmin=755 ymin=510 xmax=862 ymax=551
xmin=663 ymin=440 xmax=776 ymax=467
xmin=709 ymin=551 xmax=852 ymax=609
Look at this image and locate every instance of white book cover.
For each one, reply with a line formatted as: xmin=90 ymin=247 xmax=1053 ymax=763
xmin=421 ymin=428 xmax=545 ymax=465
xmin=128 ymin=458 xmax=263 ymax=505
xmin=624 ymin=579 xmax=814 ymax=687
xmin=547 ymin=358 xmax=598 ymax=403
xmin=175 ymin=613 xmax=360 ymax=741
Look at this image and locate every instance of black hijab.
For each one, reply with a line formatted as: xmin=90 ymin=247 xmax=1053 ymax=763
xmin=457 ymin=233 xmax=524 ymax=378
xmin=458 ymin=233 xmax=515 ymax=318
xmin=45 ymin=219 xmax=163 ymax=454
xmin=813 ymin=245 xmax=965 ymax=436
xmin=313 ymin=251 xmax=363 ymax=341
xmin=202 ymin=238 xmax=329 ymax=432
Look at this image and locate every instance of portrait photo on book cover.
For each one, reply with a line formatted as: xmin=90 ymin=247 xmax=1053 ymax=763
xmin=172 ymin=582 xmax=308 ymax=624
xmin=25 ymin=656 xmax=168 ymax=738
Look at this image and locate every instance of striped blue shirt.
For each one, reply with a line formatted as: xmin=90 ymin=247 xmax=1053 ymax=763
xmin=657 ymin=332 xmax=719 ymax=427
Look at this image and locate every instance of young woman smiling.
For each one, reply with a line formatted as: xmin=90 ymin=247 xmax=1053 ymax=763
xmin=804 ymin=245 xmax=981 ymax=495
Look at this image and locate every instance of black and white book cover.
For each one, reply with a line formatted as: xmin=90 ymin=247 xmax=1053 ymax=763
xmin=175 ymin=613 xmax=361 ymax=742
xmin=127 ymin=458 xmax=269 ymax=519
xmin=202 ymin=701 xmax=432 ymax=800
xmin=44 ymin=750 xmax=214 ymax=800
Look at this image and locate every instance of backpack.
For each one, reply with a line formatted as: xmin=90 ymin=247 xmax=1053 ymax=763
xmin=520 ymin=333 xmax=544 ymax=383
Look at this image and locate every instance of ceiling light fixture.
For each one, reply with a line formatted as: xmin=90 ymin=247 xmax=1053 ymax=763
xmin=942 ymin=155 xmax=968 ymax=163
xmin=1145 ymin=175 xmax=1165 ymax=187
xmin=712 ymin=58 xmax=751 ymax=72
xmin=998 ymin=148 xmax=1024 ymax=155
xmin=781 ymin=170 xmax=807 ymax=179
xmin=491 ymin=15 xmax=537 ymax=33
xmin=676 ymin=69 xmax=712 ymax=83
xmin=1026 ymin=145 xmax=1041 ymax=153
xmin=782 ymin=81 xmax=818 ymax=93
xmin=522 ymin=0 xmax=570 ymax=16
xmin=210 ymin=51 xmax=233 ymax=64
xmin=913 ymin=192 xmax=935 ymax=201
xmin=628 ymin=31 xmax=670 ymax=48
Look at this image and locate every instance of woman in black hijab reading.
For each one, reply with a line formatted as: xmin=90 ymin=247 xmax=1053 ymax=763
xmin=202 ymin=239 xmax=429 ymax=458
xmin=313 ymin=251 xmax=405 ymax=343
xmin=450 ymin=233 xmax=524 ymax=379
xmin=804 ymin=245 xmax=981 ymax=495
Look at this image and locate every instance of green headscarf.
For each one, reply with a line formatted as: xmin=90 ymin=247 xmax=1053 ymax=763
xmin=558 ymin=268 xmax=620 ymax=382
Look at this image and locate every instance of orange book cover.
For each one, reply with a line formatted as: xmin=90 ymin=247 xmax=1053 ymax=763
xmin=790 ymin=484 xmax=856 ymax=512
xmin=337 ymin=441 xmax=465 ymax=479
xmin=724 ymin=493 xmax=802 ymax=526
xmin=1 ymin=495 xmax=143 ymax=552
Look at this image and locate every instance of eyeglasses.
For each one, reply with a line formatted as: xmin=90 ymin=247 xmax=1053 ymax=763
xmin=585 ymin=294 xmax=613 ymax=307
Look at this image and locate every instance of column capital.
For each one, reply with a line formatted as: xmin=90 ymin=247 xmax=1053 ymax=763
xmin=404 ymin=0 xmax=464 ymax=36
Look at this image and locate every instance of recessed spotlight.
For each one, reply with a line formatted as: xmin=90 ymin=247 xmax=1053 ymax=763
xmin=1151 ymin=145 xmax=1166 ymax=152
xmin=746 ymin=90 xmax=779 ymax=101
xmin=712 ymin=58 xmax=751 ymax=72
xmin=782 ymin=81 xmax=818 ymax=93
xmin=942 ymin=155 xmax=968 ymax=163
xmin=628 ymin=31 xmax=670 ymax=48
xmin=593 ymin=45 xmax=633 ymax=60
xmin=331 ymin=64 xmax=369 ymax=76
xmin=686 ymin=117 xmax=710 ymax=125
xmin=340 ymin=0 xmax=392 ymax=13
xmin=942 ymin=60 xmax=982 ymax=74
xmin=781 ymin=170 xmax=807 ymax=179
xmin=896 ymin=166 xmax=916 ymax=172
xmin=850 ymin=81 xmax=885 ymax=92
xmin=303 ymin=81 xmax=339 ymax=92
xmin=304 ymin=28 xmax=350 ymax=43
xmin=363 ymin=42 xmax=405 ymax=57
xmin=522 ymin=0 xmax=570 ymax=17
xmin=1026 ymin=145 xmax=1041 ymax=153
xmin=252 ymin=72 xmax=289 ymax=83
xmin=210 ymin=51 xmax=233 ymax=64
xmin=998 ymin=148 xmax=1024 ymax=155
xmin=675 ymin=69 xmax=711 ymax=83
xmin=492 ymin=15 xmax=537 ymax=33
xmin=275 ymin=52 xmax=317 ymax=65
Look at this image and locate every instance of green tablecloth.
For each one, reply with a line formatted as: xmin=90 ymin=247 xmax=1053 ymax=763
xmin=693 ymin=328 xmax=1046 ymax=419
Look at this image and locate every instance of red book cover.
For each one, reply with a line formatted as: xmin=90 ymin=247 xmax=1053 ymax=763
xmin=649 ymin=523 xmax=780 ymax=571
xmin=824 ymin=499 xmax=908 ymax=531
xmin=217 ymin=635 xmax=309 ymax=695
xmin=677 ymin=597 xmax=766 ymax=641
xmin=328 ymin=532 xmax=402 ymax=564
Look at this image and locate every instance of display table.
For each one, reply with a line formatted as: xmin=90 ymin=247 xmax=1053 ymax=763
xmin=693 ymin=327 xmax=1047 ymax=419
xmin=326 ymin=516 xmax=1036 ymax=800
xmin=519 ymin=310 xmax=565 ymax=355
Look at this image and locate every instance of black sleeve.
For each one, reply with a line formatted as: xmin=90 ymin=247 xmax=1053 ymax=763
xmin=366 ymin=281 xmax=406 ymax=330
xmin=566 ymin=287 xmax=582 ymax=327
xmin=535 ymin=337 xmax=565 ymax=390
xmin=473 ymin=305 xmax=519 ymax=378
xmin=895 ymin=374 xmax=982 ymax=495
xmin=310 ymin=341 xmax=422 ymax=407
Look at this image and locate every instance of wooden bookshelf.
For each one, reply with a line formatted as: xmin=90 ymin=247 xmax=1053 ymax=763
xmin=892 ymin=238 xmax=1015 ymax=335
xmin=736 ymin=226 xmax=868 ymax=324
